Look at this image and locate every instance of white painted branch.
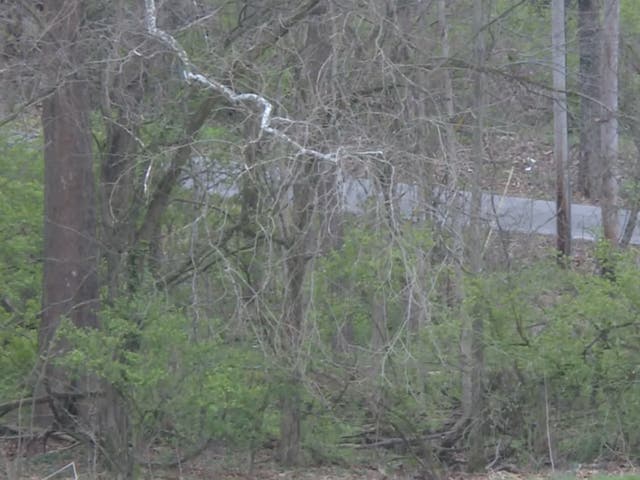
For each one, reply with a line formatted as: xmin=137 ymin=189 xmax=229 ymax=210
xmin=144 ymin=0 xmax=341 ymax=163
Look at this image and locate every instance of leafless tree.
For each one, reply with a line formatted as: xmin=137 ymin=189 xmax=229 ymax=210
xmin=577 ymin=0 xmax=602 ymax=200
xmin=600 ymin=0 xmax=620 ymax=246
xmin=461 ymin=0 xmax=488 ymax=471
xmin=552 ymin=0 xmax=571 ymax=258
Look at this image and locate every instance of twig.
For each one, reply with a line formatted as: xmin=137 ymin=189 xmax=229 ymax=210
xmin=36 ymin=441 xmax=81 ymax=458
xmin=0 ymin=88 xmax=55 ymax=129
xmin=138 ymin=437 xmax=211 ymax=468
xmin=483 ymin=165 xmax=514 ymax=252
xmin=544 ymin=368 xmax=555 ymax=472
xmin=41 ymin=462 xmax=78 ymax=480
xmin=486 ymin=438 xmax=502 ymax=470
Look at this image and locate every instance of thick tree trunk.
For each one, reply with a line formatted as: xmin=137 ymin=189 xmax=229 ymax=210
xmin=40 ymin=53 xmax=100 ymax=415
xmin=39 ymin=2 xmax=133 ymax=477
xmin=552 ymin=0 xmax=571 ymax=258
xmin=577 ymin=0 xmax=601 ymax=199
xmin=39 ymin=0 xmax=99 ymax=421
xmin=600 ymin=0 xmax=620 ymax=246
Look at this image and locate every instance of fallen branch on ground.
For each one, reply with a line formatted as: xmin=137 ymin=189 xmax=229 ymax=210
xmin=0 ymin=392 xmax=98 ymax=419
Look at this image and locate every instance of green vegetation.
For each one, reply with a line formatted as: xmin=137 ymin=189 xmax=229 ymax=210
xmin=0 ymin=130 xmax=41 ymax=398
xmin=3 ymin=141 xmax=639 ymax=467
xmin=4 ymin=1 xmax=640 ymax=478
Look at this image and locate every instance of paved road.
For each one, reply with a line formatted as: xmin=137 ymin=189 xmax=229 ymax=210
xmin=339 ymin=177 xmax=640 ymax=245
xmin=207 ymin=172 xmax=638 ymax=245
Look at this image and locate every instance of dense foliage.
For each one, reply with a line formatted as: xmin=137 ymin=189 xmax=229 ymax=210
xmin=2 ymin=0 xmax=640 ymax=477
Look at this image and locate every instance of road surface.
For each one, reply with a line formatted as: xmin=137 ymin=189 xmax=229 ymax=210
xmin=339 ymin=177 xmax=640 ymax=245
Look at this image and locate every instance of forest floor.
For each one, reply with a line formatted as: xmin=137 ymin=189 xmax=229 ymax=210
xmin=481 ymin=132 xmax=637 ymax=206
xmin=146 ymin=463 xmax=640 ymax=480
xmin=3 ymin=436 xmax=639 ymax=480
xmin=13 ymin=462 xmax=640 ymax=480
xmin=147 ymin=468 xmax=640 ymax=480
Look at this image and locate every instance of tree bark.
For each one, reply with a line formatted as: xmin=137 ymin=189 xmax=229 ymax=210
xmin=39 ymin=0 xmax=99 ymax=433
xmin=552 ymin=0 xmax=571 ymax=258
xmin=438 ymin=0 xmax=465 ymax=322
xmin=39 ymin=2 xmax=133 ymax=477
xmin=277 ymin=5 xmax=331 ymax=465
xmin=40 ymin=70 xmax=101 ymax=420
xmin=278 ymin=156 xmax=316 ymax=466
xmin=40 ymin=2 xmax=100 ymax=359
xmin=462 ymin=0 xmax=487 ymax=472
xmin=620 ymin=137 xmax=640 ymax=248
xmin=600 ymin=0 xmax=620 ymax=246
xmin=577 ymin=0 xmax=601 ymax=199
xmin=101 ymin=117 xmax=139 ymax=300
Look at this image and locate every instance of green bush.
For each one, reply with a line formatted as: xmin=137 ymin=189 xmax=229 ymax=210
xmin=58 ymin=293 xmax=274 ymax=452
xmin=469 ymin=252 xmax=640 ymax=464
xmin=0 ymin=130 xmax=42 ymax=397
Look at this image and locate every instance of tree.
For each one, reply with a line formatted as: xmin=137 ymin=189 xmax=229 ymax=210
xmin=39 ymin=0 xmax=99 ymax=426
xmin=601 ymin=0 xmax=620 ymax=246
xmin=552 ymin=0 xmax=571 ymax=258
xmin=461 ymin=0 xmax=488 ymax=471
xmin=577 ymin=0 xmax=602 ymax=199
xmin=9 ymin=0 xmax=640 ymax=475
xmin=38 ymin=2 xmax=134 ymax=477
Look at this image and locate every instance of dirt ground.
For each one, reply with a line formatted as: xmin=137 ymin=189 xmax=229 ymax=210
xmin=3 ymin=435 xmax=638 ymax=480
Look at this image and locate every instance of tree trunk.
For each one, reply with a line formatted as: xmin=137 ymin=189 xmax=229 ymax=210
xmin=278 ymin=157 xmax=316 ymax=466
xmin=438 ymin=0 xmax=465 ymax=317
xmin=462 ymin=0 xmax=487 ymax=472
xmin=39 ymin=2 xmax=132 ymax=477
xmin=279 ymin=374 xmax=303 ymax=465
xmin=277 ymin=6 xmax=331 ymax=464
xmin=101 ymin=118 xmax=138 ymax=300
xmin=40 ymin=38 xmax=100 ymax=417
xmin=600 ymin=0 xmax=620 ymax=246
xmin=439 ymin=0 xmax=458 ymax=178
xmin=130 ymin=96 xmax=216 ymax=290
xmin=620 ymin=137 xmax=640 ymax=248
xmin=577 ymin=0 xmax=601 ymax=199
xmin=552 ymin=0 xmax=571 ymax=258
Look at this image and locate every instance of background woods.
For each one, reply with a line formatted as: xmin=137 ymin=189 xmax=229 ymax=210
xmin=2 ymin=0 xmax=640 ymax=478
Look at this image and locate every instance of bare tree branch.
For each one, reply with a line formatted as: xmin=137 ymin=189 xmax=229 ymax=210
xmin=143 ymin=0 xmax=337 ymax=163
